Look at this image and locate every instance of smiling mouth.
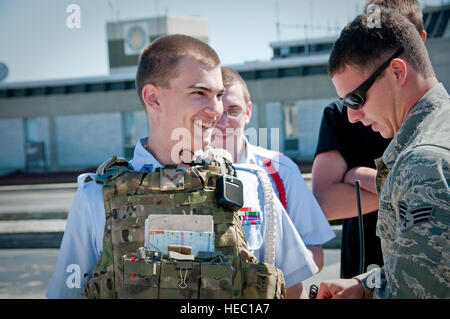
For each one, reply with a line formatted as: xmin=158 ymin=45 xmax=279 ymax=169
xmin=213 ymin=130 xmax=234 ymax=137
xmin=193 ymin=119 xmax=215 ymax=129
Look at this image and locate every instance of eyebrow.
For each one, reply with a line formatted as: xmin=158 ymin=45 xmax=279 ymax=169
xmin=187 ymin=84 xmax=225 ymax=94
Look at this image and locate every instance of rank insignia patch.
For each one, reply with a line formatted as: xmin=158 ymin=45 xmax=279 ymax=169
xmin=399 ymin=202 xmax=433 ymax=232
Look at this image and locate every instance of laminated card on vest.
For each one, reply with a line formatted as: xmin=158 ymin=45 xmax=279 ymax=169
xmin=145 ymin=214 xmax=215 ymax=256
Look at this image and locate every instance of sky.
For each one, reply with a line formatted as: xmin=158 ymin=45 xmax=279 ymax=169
xmin=0 ymin=0 xmax=446 ymax=83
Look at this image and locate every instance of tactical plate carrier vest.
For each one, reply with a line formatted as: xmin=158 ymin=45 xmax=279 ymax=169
xmin=84 ymin=156 xmax=286 ymax=299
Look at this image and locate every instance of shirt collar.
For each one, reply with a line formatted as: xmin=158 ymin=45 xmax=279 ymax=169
xmin=238 ymin=136 xmax=257 ymax=165
xmin=129 ymin=137 xmax=163 ymax=172
xmin=382 ymin=82 xmax=449 ymax=169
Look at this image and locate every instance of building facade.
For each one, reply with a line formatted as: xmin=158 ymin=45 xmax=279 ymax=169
xmin=230 ymin=4 xmax=450 ymax=161
xmin=0 ymin=6 xmax=449 ymax=174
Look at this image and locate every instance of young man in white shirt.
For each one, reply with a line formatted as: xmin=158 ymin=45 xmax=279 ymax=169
xmin=46 ymin=35 xmax=318 ymax=299
xmin=211 ymin=67 xmax=335 ymax=272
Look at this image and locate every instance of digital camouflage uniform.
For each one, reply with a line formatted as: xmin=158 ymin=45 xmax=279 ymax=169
xmin=356 ymin=83 xmax=450 ymax=298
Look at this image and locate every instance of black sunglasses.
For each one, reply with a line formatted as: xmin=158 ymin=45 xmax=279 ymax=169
xmin=339 ymin=47 xmax=404 ymax=110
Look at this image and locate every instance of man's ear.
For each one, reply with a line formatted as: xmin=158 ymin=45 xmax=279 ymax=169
xmin=422 ymin=30 xmax=427 ymax=42
xmin=141 ymin=83 xmax=161 ymax=112
xmin=390 ymin=58 xmax=407 ymax=87
xmin=245 ymin=101 xmax=253 ymax=125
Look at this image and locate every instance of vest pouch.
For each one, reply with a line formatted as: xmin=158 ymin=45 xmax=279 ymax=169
xmin=84 ymin=270 xmax=115 ymax=299
xmin=242 ymin=262 xmax=286 ymax=299
xmin=200 ymin=260 xmax=234 ymax=299
xmin=159 ymin=261 xmax=200 ymax=299
xmin=123 ymin=257 xmax=161 ymax=299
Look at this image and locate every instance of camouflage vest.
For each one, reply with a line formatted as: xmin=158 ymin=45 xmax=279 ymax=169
xmin=84 ymin=156 xmax=286 ymax=299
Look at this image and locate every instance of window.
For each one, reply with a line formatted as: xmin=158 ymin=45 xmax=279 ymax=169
xmin=122 ymin=112 xmax=137 ymax=160
xmin=239 ymin=71 xmax=255 ymax=81
xmin=24 ymin=118 xmax=47 ymax=170
xmin=426 ymin=11 xmax=440 ymax=35
xmin=66 ymin=84 xmax=85 ymax=94
xmin=280 ymin=67 xmax=303 ymax=78
xmin=434 ymin=10 xmax=450 ymax=38
xmin=47 ymin=86 xmax=65 ymax=95
xmin=423 ymin=13 xmax=430 ymax=26
xmin=125 ymin=81 xmax=136 ymax=90
xmin=283 ymin=102 xmax=299 ymax=151
xmin=273 ymin=47 xmax=281 ymax=57
xmin=106 ymin=82 xmax=125 ymax=91
xmin=314 ymin=43 xmax=333 ymax=53
xmin=256 ymin=69 xmax=277 ymax=80
xmin=27 ymin=87 xmax=46 ymax=96
xmin=304 ymin=65 xmax=327 ymax=76
xmin=280 ymin=46 xmax=290 ymax=56
xmin=291 ymin=45 xmax=305 ymax=55
xmin=7 ymin=89 xmax=26 ymax=97
xmin=86 ymin=83 xmax=105 ymax=92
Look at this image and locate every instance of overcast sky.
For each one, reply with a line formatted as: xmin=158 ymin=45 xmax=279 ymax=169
xmin=0 ymin=0 xmax=445 ymax=83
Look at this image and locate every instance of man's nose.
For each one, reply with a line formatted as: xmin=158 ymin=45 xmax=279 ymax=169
xmin=215 ymin=113 xmax=228 ymax=129
xmin=204 ymin=96 xmax=223 ymax=118
xmin=347 ymin=107 xmax=362 ymax=124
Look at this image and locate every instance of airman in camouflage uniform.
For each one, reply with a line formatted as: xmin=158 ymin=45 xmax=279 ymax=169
xmin=317 ymin=8 xmax=449 ymax=299
xmin=356 ymin=83 xmax=450 ymax=299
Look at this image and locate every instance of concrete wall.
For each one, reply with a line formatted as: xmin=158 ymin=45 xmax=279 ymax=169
xmin=427 ymin=37 xmax=450 ymax=88
xmin=246 ymin=74 xmax=336 ymax=104
xmin=244 ymin=75 xmax=336 ymax=159
xmin=263 ymin=102 xmax=283 ymax=152
xmin=297 ymin=98 xmax=335 ymax=161
xmin=55 ymin=113 xmax=124 ymax=169
xmin=0 ymin=91 xmax=142 ymax=119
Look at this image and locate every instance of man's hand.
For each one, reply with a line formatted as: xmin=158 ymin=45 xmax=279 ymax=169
xmin=287 ymin=282 xmax=309 ymax=299
xmin=317 ymin=278 xmax=365 ymax=299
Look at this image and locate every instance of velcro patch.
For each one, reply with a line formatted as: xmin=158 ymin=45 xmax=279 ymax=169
xmin=160 ymin=168 xmax=185 ymax=190
xmin=399 ymin=203 xmax=433 ymax=232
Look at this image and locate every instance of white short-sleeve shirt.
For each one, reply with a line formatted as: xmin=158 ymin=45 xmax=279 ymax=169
xmin=46 ymin=138 xmax=318 ymax=298
xmin=240 ymin=139 xmax=335 ymax=246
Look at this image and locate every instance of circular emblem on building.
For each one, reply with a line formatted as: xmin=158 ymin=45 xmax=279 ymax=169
xmin=126 ymin=25 xmax=147 ymax=51
xmin=0 ymin=62 xmax=8 ymax=82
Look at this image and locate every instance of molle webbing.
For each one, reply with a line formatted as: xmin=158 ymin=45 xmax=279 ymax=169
xmin=85 ymin=162 xmax=286 ymax=299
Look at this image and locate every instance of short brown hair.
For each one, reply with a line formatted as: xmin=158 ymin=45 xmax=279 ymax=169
xmin=136 ymin=34 xmax=221 ymax=106
xmin=328 ymin=8 xmax=434 ymax=78
xmin=365 ymin=0 xmax=424 ymax=35
xmin=221 ymin=67 xmax=250 ymax=105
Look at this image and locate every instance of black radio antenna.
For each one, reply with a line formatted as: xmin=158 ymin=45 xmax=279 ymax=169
xmin=355 ymin=180 xmax=365 ymax=275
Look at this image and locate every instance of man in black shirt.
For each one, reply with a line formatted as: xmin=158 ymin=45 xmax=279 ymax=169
xmin=313 ymin=101 xmax=390 ymax=278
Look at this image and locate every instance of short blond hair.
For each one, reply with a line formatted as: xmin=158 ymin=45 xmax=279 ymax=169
xmin=221 ymin=67 xmax=250 ymax=105
xmin=365 ymin=0 xmax=424 ymax=35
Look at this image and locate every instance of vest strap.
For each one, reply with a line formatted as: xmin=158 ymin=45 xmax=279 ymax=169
xmin=263 ymin=158 xmax=287 ymax=210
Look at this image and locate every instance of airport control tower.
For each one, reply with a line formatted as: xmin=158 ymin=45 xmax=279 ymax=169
xmin=106 ymin=15 xmax=209 ymax=74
